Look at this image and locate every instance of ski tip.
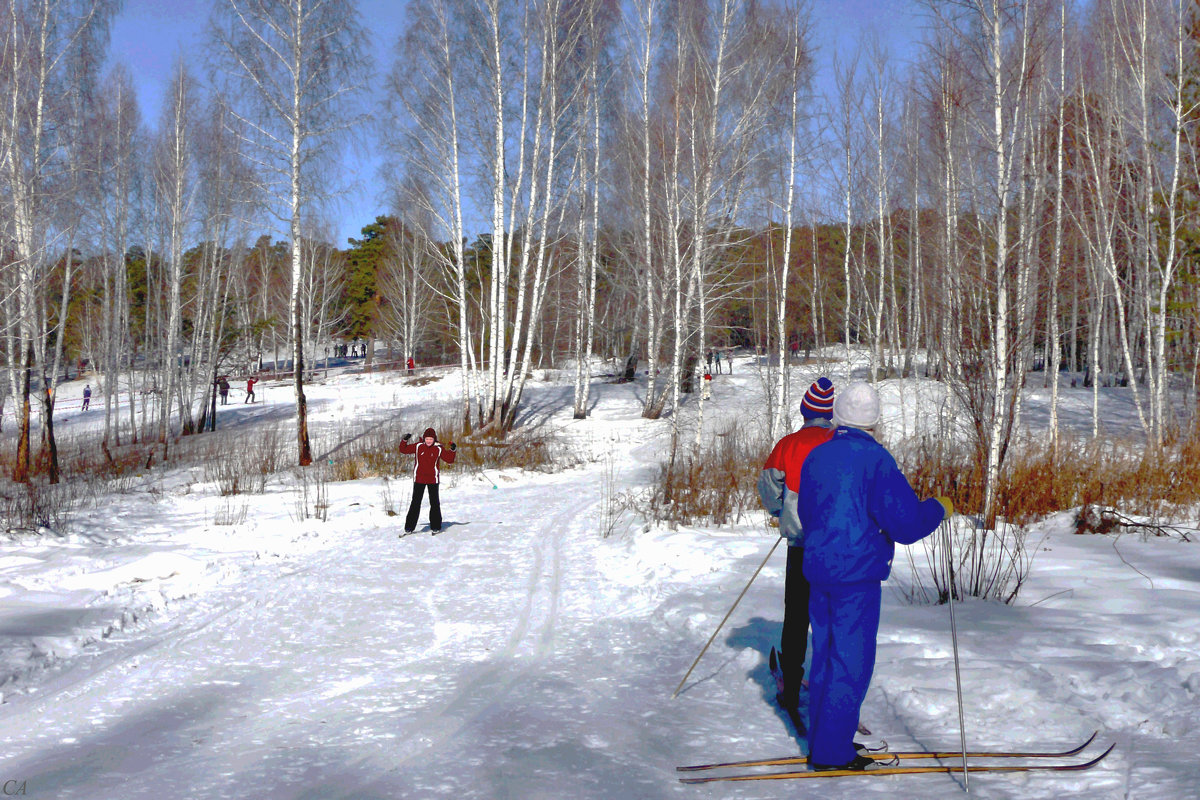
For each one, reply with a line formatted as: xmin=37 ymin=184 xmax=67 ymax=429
xmin=1088 ymin=742 xmax=1116 ymax=765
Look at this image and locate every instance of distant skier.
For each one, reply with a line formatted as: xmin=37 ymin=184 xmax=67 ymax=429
xmin=217 ymin=376 xmax=230 ymax=405
xmin=398 ymin=427 xmax=456 ymax=534
xmin=407 ymin=356 xmax=415 ymax=376
xmin=757 ymin=377 xmax=835 ymax=719
xmin=797 ymin=381 xmax=951 ymax=772
xmin=81 ymin=384 xmax=91 ymax=411
xmin=713 ymin=350 xmax=721 ymax=375
xmin=245 ymin=376 xmax=258 ymax=404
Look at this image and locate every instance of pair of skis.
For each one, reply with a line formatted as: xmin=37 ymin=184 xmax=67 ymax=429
xmin=677 ymin=731 xmax=1113 ymax=783
xmin=398 ymin=527 xmax=443 ymax=538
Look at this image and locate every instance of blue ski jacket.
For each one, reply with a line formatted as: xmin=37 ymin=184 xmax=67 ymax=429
xmin=798 ymin=427 xmax=945 ymax=584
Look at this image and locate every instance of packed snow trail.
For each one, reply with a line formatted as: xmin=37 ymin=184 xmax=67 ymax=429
xmin=2 ymin=461 xmax=747 ymax=799
xmin=3 ymin=468 xmax=591 ymax=797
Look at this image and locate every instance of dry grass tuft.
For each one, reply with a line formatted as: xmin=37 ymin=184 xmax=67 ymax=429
xmin=900 ymin=430 xmax=1200 ymax=526
xmin=310 ymin=411 xmax=576 ymax=485
xmin=639 ymin=428 xmax=771 ymax=527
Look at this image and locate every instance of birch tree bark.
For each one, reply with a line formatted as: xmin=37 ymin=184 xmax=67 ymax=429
xmin=152 ymin=60 xmax=196 ymax=452
xmin=388 ymin=0 xmax=476 ymax=431
xmin=1 ymin=0 xmax=115 ymax=481
xmin=211 ymin=0 xmax=369 ymax=466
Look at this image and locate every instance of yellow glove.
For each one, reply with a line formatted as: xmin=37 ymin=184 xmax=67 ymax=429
xmin=936 ymin=496 xmax=954 ymax=519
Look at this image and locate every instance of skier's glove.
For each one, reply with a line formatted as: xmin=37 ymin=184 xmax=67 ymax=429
xmin=936 ymin=496 xmax=954 ymax=520
xmin=449 ymin=442 xmax=456 ymax=451
xmin=402 ymin=433 xmax=412 ymax=442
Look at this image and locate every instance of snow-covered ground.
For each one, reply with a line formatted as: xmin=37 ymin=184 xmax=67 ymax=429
xmin=1 ymin=357 xmax=1198 ymax=799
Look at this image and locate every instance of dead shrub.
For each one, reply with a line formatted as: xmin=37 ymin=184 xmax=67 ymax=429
xmin=1073 ymin=505 xmax=1194 ymax=540
xmin=309 ymin=409 xmax=575 ymax=485
xmin=900 ymin=430 xmax=1200 ymax=526
xmin=897 ymin=516 xmax=1032 ymax=606
xmin=212 ymin=498 xmax=249 ymax=527
xmin=0 ymin=479 xmax=82 ymax=535
xmin=639 ymin=428 xmax=771 ymax=527
xmin=200 ymin=425 xmax=285 ymax=495
xmin=380 ymin=477 xmax=399 ymax=517
xmin=331 ymin=456 xmax=368 ymax=482
xmin=316 ymin=422 xmax=410 ymax=479
xmin=292 ymin=463 xmax=330 ymax=522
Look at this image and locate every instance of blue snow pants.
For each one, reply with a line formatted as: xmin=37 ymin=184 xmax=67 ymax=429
xmin=807 ymin=579 xmax=882 ymax=766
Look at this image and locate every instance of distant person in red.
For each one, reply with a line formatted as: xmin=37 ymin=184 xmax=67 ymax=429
xmin=245 ymin=376 xmax=258 ymax=404
xmin=406 ymin=356 xmax=415 ymax=376
xmin=398 ymin=427 xmax=456 ymax=534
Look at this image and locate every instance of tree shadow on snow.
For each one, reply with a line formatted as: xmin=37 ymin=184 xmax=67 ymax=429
xmin=0 ymin=606 xmax=129 ymax=637
xmin=508 ymin=382 xmax=573 ymax=432
xmin=7 ymin=680 xmax=249 ymax=796
xmin=315 ymin=404 xmax=410 ymax=463
xmin=212 ymin=400 xmax=303 ymax=431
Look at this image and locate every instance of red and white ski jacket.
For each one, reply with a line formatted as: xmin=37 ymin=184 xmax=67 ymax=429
xmin=399 ymin=428 xmax=456 ymax=484
xmin=757 ymin=422 xmax=834 ymax=545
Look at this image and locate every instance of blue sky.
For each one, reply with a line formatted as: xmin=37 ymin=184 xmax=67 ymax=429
xmin=106 ymin=0 xmax=922 ymax=246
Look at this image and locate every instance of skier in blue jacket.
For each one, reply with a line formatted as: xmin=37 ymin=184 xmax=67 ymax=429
xmin=797 ymin=381 xmax=952 ymax=771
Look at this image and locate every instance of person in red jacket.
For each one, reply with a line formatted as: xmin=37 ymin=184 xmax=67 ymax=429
xmin=757 ymin=377 xmax=835 ymax=717
xmin=245 ymin=376 xmax=258 ymax=404
xmin=399 ymin=427 xmax=456 ymax=534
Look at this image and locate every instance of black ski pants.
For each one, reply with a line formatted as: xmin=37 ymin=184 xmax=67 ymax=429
xmin=780 ymin=544 xmax=811 ymax=706
xmin=405 ymin=482 xmax=441 ymax=531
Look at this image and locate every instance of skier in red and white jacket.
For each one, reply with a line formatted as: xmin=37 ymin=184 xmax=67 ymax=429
xmin=757 ymin=377 xmax=835 ymax=713
xmin=398 ymin=427 xmax=456 ymax=534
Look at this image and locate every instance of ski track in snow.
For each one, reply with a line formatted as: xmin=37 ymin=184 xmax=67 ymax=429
xmin=0 ymin=361 xmax=1198 ymax=799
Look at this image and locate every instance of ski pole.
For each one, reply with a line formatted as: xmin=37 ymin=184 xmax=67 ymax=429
xmin=672 ymin=534 xmax=783 ymax=699
xmin=479 ymin=467 xmax=498 ymax=490
xmin=943 ymin=517 xmax=969 ymax=790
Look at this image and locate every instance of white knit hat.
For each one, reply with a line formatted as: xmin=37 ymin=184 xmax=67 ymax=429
xmin=833 ymin=381 xmax=881 ymax=429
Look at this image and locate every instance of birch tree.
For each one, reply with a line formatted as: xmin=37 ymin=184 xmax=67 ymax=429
xmin=84 ymin=64 xmax=141 ymax=451
xmin=387 ymin=0 xmax=475 ymax=429
xmin=211 ymin=0 xmax=370 ymax=466
xmin=1046 ymin=0 xmax=1070 ymax=451
xmin=376 ymin=209 xmax=435 ymax=370
xmin=0 ymin=0 xmax=115 ymax=481
xmin=766 ymin=5 xmax=812 ymax=438
xmin=927 ymin=0 xmax=1044 ymax=524
xmin=151 ymin=60 xmax=197 ymax=450
xmin=828 ymin=51 xmax=864 ymax=364
xmin=191 ymin=92 xmax=252 ymax=432
xmin=570 ymin=38 xmax=604 ymax=420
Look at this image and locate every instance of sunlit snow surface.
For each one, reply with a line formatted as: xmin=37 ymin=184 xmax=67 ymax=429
xmin=1 ymin=356 xmax=1197 ymax=799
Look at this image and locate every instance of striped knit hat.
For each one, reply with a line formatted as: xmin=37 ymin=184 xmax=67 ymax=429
xmin=800 ymin=377 xmax=835 ymax=420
